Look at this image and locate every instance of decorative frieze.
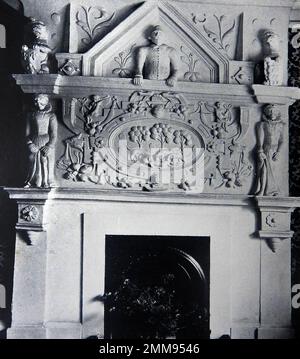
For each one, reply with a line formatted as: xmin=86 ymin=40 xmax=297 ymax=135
xmin=51 ymin=86 xmax=258 ymax=194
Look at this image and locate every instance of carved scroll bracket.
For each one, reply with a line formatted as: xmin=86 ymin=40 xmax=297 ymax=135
xmin=252 ymin=85 xmax=300 ymax=105
xmin=4 ymin=188 xmax=51 ymax=246
xmin=255 ymin=196 xmax=300 ymax=253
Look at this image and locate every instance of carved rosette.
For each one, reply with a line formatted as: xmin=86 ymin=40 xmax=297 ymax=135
xmin=15 ymin=195 xmax=49 ymax=245
xmin=18 ymin=202 xmax=46 ymax=231
xmin=20 ymin=205 xmax=39 ymax=222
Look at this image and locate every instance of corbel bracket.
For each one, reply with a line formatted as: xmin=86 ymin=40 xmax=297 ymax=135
xmin=4 ymin=188 xmax=52 ymax=245
xmin=255 ymin=196 xmax=300 ymax=253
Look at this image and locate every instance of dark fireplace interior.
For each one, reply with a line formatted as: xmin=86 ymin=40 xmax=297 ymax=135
xmin=104 ymin=235 xmax=210 ymax=339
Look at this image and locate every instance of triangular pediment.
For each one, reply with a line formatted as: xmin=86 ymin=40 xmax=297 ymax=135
xmin=81 ymin=1 xmax=230 ymax=83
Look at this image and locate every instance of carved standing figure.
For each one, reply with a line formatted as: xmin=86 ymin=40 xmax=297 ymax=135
xmin=262 ymin=30 xmax=283 ymax=86
xmin=24 ymin=94 xmax=57 ymax=188
xmin=255 ymin=104 xmax=284 ymax=196
xmin=133 ymin=25 xmax=179 ymax=87
xmin=21 ymin=18 xmax=51 ymax=74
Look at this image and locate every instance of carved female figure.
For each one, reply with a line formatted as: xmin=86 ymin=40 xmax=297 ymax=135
xmin=24 ymin=94 xmax=57 ymax=188
xmin=255 ymin=104 xmax=284 ymax=196
xmin=133 ymin=25 xmax=179 ymax=87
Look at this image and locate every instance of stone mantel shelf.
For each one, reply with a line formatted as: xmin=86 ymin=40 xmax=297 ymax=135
xmin=12 ymin=75 xmax=300 ymax=105
xmin=4 ymin=187 xmax=300 ymax=208
xmin=5 ymin=187 xmax=254 ymax=206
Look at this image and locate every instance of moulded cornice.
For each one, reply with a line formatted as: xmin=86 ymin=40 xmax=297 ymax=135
xmin=252 ymin=85 xmax=300 ymax=105
xmin=5 ymin=187 xmax=300 ymax=208
xmin=4 ymin=187 xmax=253 ymax=207
xmin=12 ymin=74 xmax=300 ymax=106
xmin=255 ymin=195 xmax=300 ymax=210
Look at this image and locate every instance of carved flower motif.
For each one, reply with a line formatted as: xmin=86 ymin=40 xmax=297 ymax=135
xmin=59 ymin=60 xmax=80 ymax=76
xmin=112 ymin=44 xmax=136 ymax=78
xmin=266 ymin=214 xmax=277 ymax=228
xmin=20 ymin=206 xmax=39 ymax=222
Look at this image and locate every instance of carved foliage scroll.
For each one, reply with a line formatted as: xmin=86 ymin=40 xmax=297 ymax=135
xmin=76 ymin=6 xmax=115 ymax=52
xmin=57 ymin=90 xmax=253 ymax=193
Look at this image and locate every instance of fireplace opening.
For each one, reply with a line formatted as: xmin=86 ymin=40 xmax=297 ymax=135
xmin=104 ymin=235 xmax=210 ymax=339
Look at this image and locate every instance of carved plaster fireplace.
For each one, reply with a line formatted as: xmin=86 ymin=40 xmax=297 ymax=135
xmin=3 ymin=0 xmax=300 ymax=339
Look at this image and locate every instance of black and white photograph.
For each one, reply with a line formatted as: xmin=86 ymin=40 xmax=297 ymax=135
xmin=0 ymin=0 xmax=300 ymax=354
